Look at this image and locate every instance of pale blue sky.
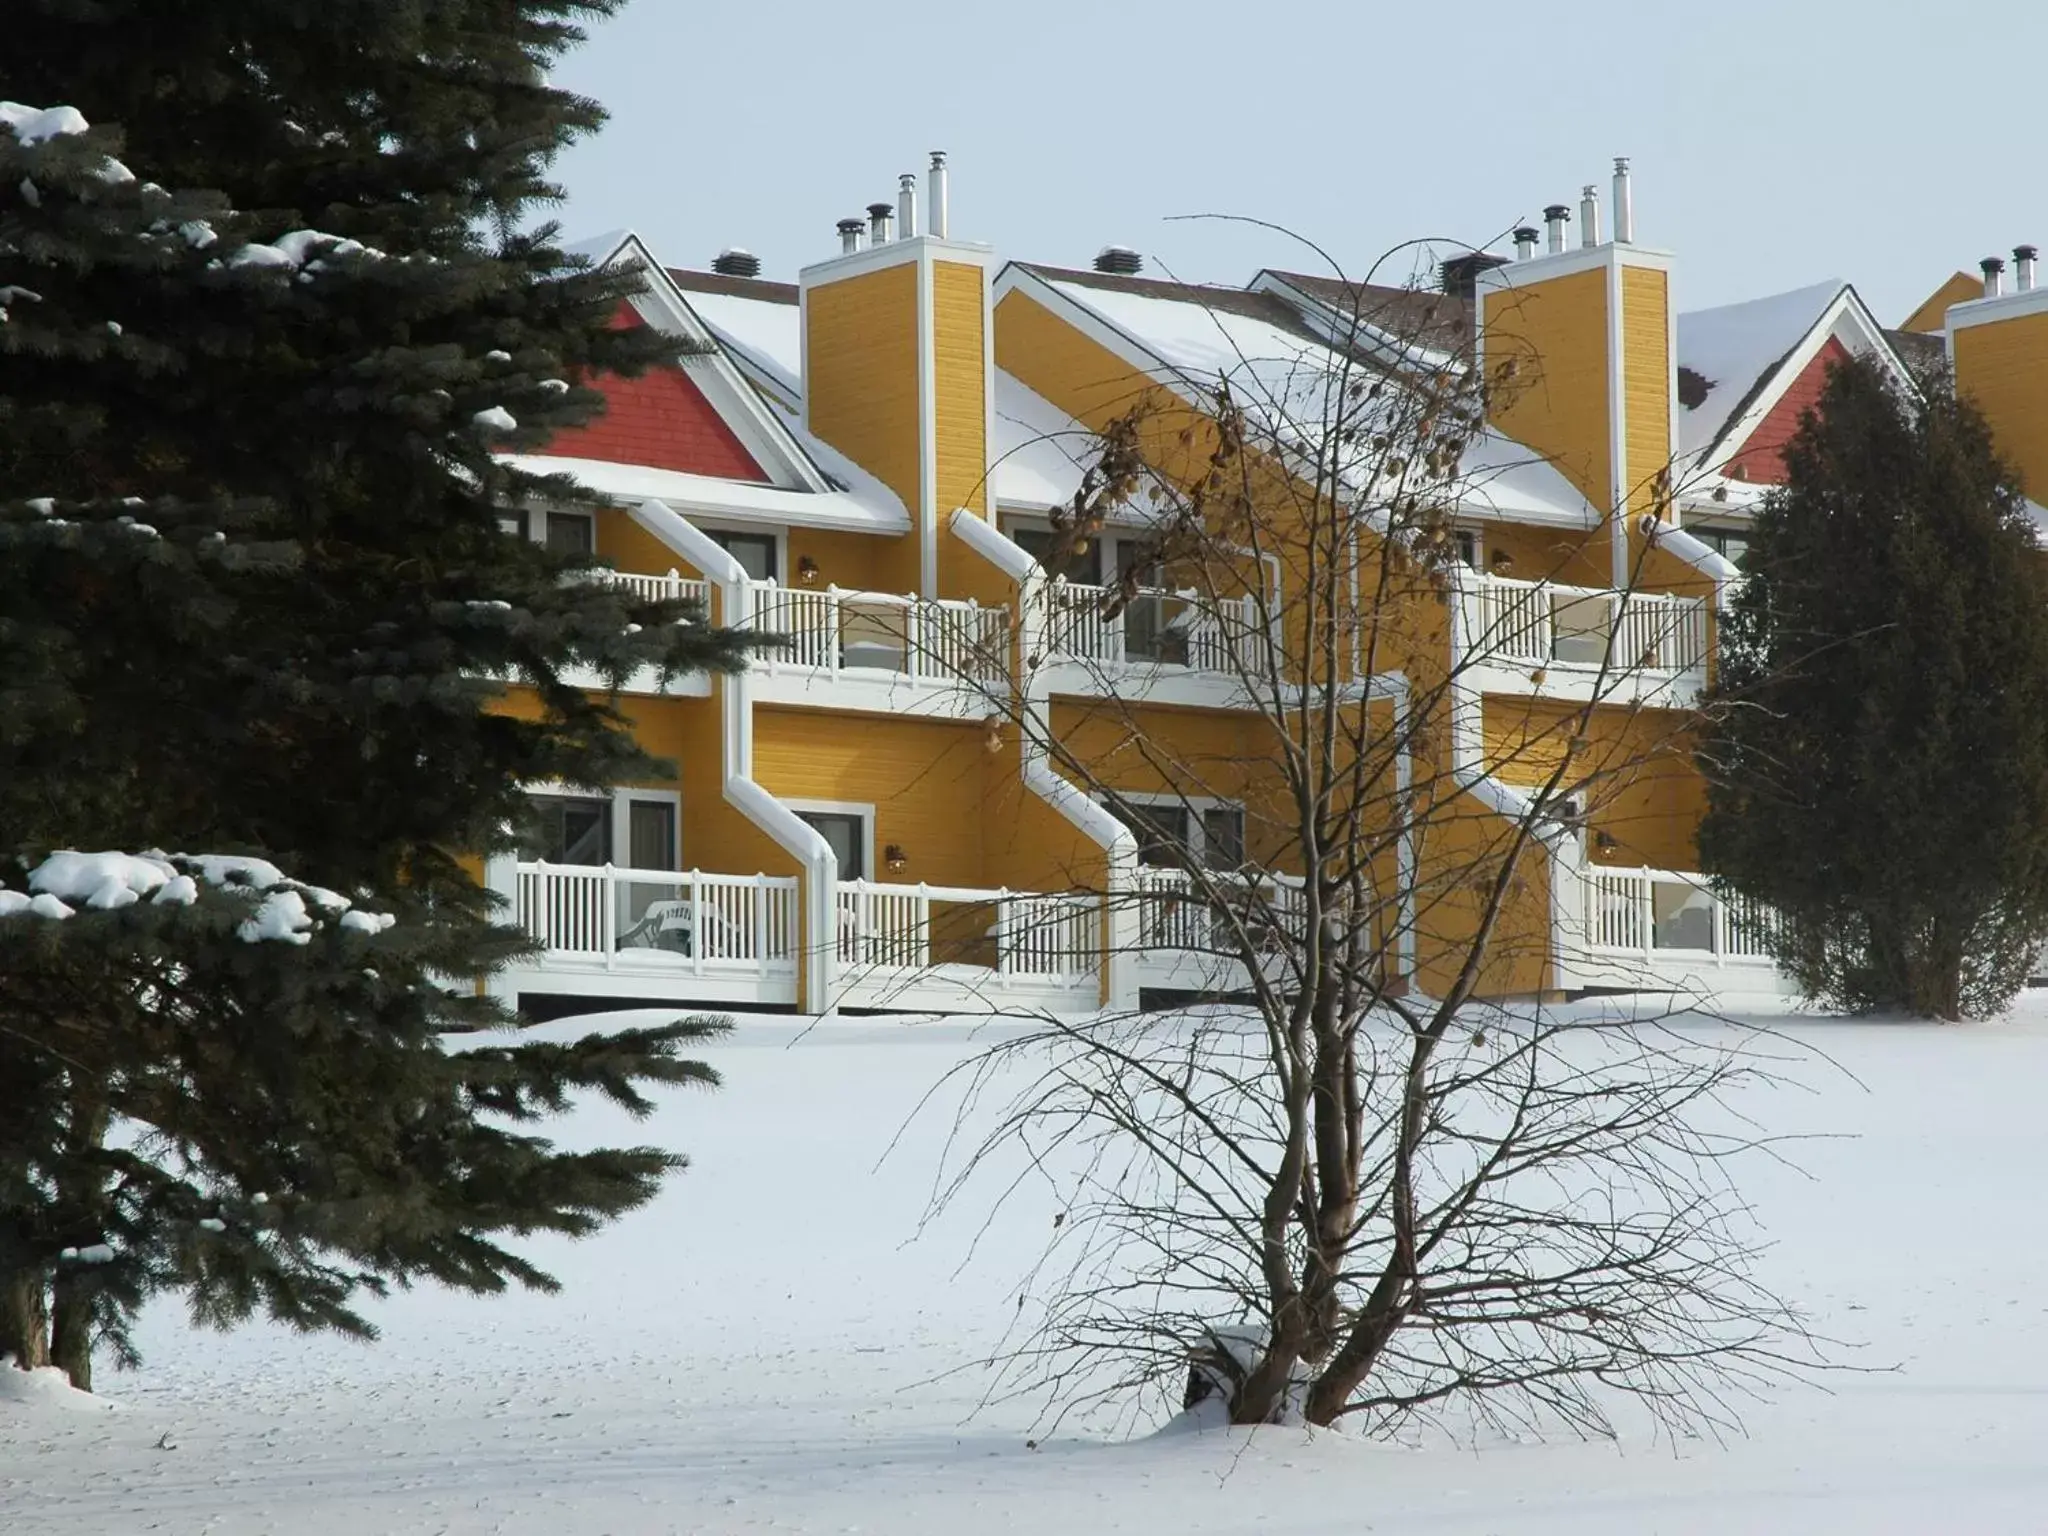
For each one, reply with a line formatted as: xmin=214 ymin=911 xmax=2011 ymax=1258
xmin=553 ymin=0 xmax=2044 ymax=325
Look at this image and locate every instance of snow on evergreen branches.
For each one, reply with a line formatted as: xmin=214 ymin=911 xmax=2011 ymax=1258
xmin=0 ymin=850 xmax=395 ymax=944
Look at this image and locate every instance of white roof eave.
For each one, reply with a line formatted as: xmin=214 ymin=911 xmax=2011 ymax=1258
xmin=502 ymin=454 xmax=912 ymax=534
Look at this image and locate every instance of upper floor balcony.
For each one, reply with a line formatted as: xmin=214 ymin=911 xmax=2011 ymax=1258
xmin=1458 ymin=571 xmax=1709 ymax=706
xmin=744 ymin=581 xmax=1011 ymax=717
xmin=1037 ymin=580 xmax=1274 ymax=707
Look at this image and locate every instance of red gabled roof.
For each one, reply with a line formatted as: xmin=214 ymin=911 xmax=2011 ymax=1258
xmin=541 ymin=304 xmax=768 ymax=481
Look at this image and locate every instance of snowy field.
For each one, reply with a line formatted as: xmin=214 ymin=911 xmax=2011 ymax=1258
xmin=7 ymin=1001 xmax=2048 ymax=1535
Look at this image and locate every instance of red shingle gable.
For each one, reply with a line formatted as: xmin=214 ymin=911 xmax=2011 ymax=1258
xmin=543 ymin=305 xmax=768 ymax=481
xmin=1727 ymin=336 xmax=1851 ymax=485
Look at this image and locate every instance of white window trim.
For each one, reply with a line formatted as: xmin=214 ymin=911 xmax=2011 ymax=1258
xmin=523 ymin=782 xmax=681 ymax=871
xmin=783 ymin=798 xmax=877 ymax=883
xmin=1097 ymin=789 xmax=1246 ymax=869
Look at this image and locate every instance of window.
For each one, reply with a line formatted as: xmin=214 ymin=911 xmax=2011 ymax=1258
xmin=798 ymin=810 xmax=868 ymax=881
xmin=1105 ymin=798 xmax=1245 ymax=871
xmin=1109 ymin=801 xmax=1190 ymax=868
xmin=525 ymin=794 xmax=611 ymax=866
xmin=1691 ymin=524 xmax=1751 ymax=569
xmin=710 ymin=529 xmax=778 ymax=582
xmin=1010 ymin=524 xmax=1101 ymax=584
xmin=1454 ymin=530 xmax=1479 ymax=571
xmin=626 ymin=798 xmax=678 ymax=872
xmin=1201 ymin=805 xmax=1245 ymax=871
xmin=545 ymin=512 xmax=595 ymax=557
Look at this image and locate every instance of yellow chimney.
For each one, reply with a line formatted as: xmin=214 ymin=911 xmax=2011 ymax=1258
xmin=1949 ymin=250 xmax=2048 ymax=503
xmin=1476 ymin=217 xmax=1675 ymax=590
xmin=799 ymin=198 xmax=996 ymax=600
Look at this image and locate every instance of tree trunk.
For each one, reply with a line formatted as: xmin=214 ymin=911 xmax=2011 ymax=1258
xmin=0 ymin=1269 xmax=51 ymax=1371
xmin=48 ymin=1282 xmax=93 ymax=1392
xmin=53 ymin=1093 xmax=111 ymax=1390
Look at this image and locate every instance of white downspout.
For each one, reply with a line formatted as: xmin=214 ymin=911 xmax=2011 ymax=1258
xmin=630 ymin=499 xmax=839 ymax=1014
xmin=1642 ymin=517 xmax=1740 ymax=594
xmin=1446 ymin=565 xmax=1578 ymax=994
xmin=1334 ymin=670 xmax=1418 ymax=987
xmin=951 ymin=509 xmax=1140 ymax=1011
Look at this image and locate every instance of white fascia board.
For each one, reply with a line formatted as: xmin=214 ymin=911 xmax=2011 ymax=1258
xmin=799 ymin=234 xmax=999 ymax=288
xmin=503 ymin=455 xmax=912 ymax=533
xmin=1947 ymin=284 xmax=2048 ymax=334
xmin=1477 ymin=242 xmax=1675 ymax=296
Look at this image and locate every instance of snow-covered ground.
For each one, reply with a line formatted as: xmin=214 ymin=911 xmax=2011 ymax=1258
xmin=7 ymin=1002 xmax=2048 ymax=1534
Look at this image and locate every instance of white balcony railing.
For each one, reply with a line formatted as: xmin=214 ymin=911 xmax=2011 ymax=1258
xmin=588 ymin=567 xmax=712 ymax=612
xmin=1046 ymin=581 xmax=1272 ymax=677
xmin=513 ymin=862 xmax=798 ymax=975
xmin=1582 ymin=866 xmax=1778 ymax=961
xmin=834 ymin=879 xmax=1098 ymax=983
xmin=1132 ymin=867 xmax=1309 ymax=953
xmin=1463 ymin=573 xmax=1707 ymax=676
xmin=750 ymin=583 xmax=1010 ymax=684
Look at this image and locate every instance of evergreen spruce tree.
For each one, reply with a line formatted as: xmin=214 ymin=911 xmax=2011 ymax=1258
xmin=2 ymin=2 xmax=754 ymax=1385
xmin=1698 ymin=352 xmax=2048 ymax=1019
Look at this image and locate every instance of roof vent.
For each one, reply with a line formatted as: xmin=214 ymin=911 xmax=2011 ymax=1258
xmin=1094 ymin=245 xmax=1143 ymax=276
xmin=1440 ymin=252 xmax=1508 ymax=301
xmin=2015 ymin=245 xmax=2038 ymax=294
xmin=1982 ymin=255 xmax=2006 ymax=299
xmin=711 ymin=248 xmax=761 ymax=278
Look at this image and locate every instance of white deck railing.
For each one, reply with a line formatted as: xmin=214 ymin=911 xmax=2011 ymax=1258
xmin=513 ymin=862 xmax=798 ymax=974
xmin=1132 ymin=867 xmax=1309 ymax=953
xmin=588 ymin=567 xmax=712 ymax=612
xmin=1582 ymin=866 xmax=1777 ymax=961
xmin=834 ymin=879 xmax=1098 ymax=982
xmin=1046 ymin=581 xmax=1271 ymax=677
xmin=750 ymin=583 xmax=1010 ymax=684
xmin=1462 ymin=573 xmax=1707 ymax=675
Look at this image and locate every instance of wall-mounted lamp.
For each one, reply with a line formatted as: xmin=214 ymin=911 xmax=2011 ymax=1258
xmin=797 ymin=555 xmax=821 ymax=585
xmin=1489 ymin=550 xmax=1515 ymax=575
xmin=1594 ymin=830 xmax=1619 ymax=854
xmin=884 ymin=843 xmax=908 ymax=873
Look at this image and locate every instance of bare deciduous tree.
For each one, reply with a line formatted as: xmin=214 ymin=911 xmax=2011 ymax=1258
xmin=922 ymin=242 xmax=1817 ymax=1436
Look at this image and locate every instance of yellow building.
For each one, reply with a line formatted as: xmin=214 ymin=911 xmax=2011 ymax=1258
xmin=481 ymin=161 xmax=1909 ymax=1018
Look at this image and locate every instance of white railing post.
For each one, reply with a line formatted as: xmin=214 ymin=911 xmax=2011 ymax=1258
xmin=687 ymin=870 xmax=705 ymax=977
xmin=600 ymin=863 xmax=617 ymax=970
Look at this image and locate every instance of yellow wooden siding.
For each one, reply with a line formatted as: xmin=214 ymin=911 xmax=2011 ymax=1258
xmin=1465 ymin=523 xmax=1612 ymax=588
xmin=806 ymin=262 xmax=921 ymax=507
xmin=1954 ymin=311 xmax=2048 ymax=502
xmin=1621 ymin=265 xmax=1671 ymax=519
xmin=1485 ymin=268 xmax=1612 ymax=513
xmin=994 ymin=290 xmax=1160 ymax=435
xmin=1409 ymin=789 xmax=1554 ymax=999
xmin=591 ymin=506 xmax=684 ymax=578
xmin=1901 ymin=271 xmax=1984 ymax=335
xmin=751 ymin=708 xmax=994 ymax=888
xmin=933 ymin=261 xmax=989 ymax=517
xmin=1480 ymin=697 xmax=1704 ymax=871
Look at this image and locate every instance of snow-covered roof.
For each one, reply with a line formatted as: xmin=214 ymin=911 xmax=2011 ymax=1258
xmin=1458 ymin=431 xmax=1602 ymax=527
xmin=1677 ymin=280 xmax=1843 ymax=460
xmin=683 ymin=286 xmax=802 ymax=406
xmin=672 ymin=273 xmax=1092 ymax=512
xmin=1030 ymin=270 xmax=1596 ymax=527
